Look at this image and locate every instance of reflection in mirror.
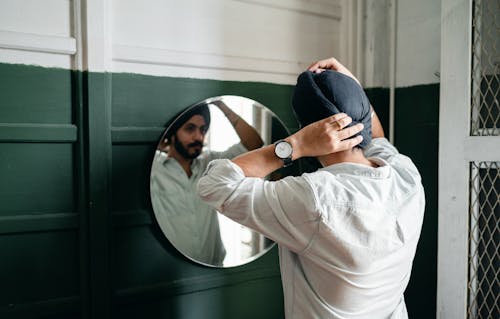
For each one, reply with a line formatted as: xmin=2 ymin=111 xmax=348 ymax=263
xmin=150 ymin=96 xmax=295 ymax=267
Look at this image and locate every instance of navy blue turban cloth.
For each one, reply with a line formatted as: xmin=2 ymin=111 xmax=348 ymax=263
xmin=292 ymin=70 xmax=372 ymax=148
xmin=165 ymin=104 xmax=211 ymax=139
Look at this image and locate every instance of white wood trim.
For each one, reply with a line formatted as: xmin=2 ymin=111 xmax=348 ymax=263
xmin=388 ymin=0 xmax=397 ymax=144
xmin=232 ymin=0 xmax=342 ymax=19
xmin=355 ymin=0 xmax=364 ymax=85
xmin=71 ymin=0 xmax=83 ymax=70
xmin=0 ymin=30 xmax=76 ymax=55
xmin=464 ymin=136 xmax=500 ymax=161
xmin=80 ymin=0 xmax=111 ymax=72
xmin=339 ymin=0 xmax=359 ymax=75
xmin=438 ymin=0 xmax=473 ymax=318
xmin=112 ymin=44 xmax=309 ymax=76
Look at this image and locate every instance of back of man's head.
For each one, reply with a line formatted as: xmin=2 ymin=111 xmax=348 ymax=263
xmin=165 ymin=104 xmax=211 ymax=140
xmin=292 ymin=70 xmax=372 ymax=148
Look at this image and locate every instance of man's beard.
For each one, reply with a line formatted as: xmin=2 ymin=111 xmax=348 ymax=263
xmin=173 ymin=136 xmax=203 ymax=160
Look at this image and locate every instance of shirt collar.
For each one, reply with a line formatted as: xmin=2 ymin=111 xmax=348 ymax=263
xmin=319 ymin=157 xmax=391 ymax=179
xmin=163 ymin=156 xmax=203 ymax=177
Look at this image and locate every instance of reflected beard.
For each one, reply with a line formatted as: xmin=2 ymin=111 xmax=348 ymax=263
xmin=174 ymin=136 xmax=202 ymax=160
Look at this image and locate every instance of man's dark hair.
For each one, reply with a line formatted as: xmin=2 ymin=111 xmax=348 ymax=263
xmin=165 ymin=104 xmax=211 ymax=140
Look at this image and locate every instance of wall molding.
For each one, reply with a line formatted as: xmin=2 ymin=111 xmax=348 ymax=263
xmin=233 ymin=0 xmax=342 ymax=19
xmin=0 ymin=30 xmax=76 ymax=55
xmin=0 ymin=123 xmax=77 ymax=143
xmin=0 ymin=212 xmax=79 ymax=234
xmin=113 ymin=45 xmax=309 ymax=77
xmin=114 ymin=266 xmax=280 ymax=304
xmin=111 ymin=126 xmax=164 ymax=144
xmin=0 ymin=296 xmax=79 ymax=317
xmin=112 ymin=210 xmax=153 ymax=228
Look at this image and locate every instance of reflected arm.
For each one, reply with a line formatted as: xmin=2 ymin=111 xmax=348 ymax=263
xmin=213 ymin=102 xmax=264 ymax=150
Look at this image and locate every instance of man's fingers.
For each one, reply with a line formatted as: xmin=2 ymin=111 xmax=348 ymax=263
xmin=335 ymin=116 xmax=353 ymax=130
xmin=325 ymin=113 xmax=348 ymax=124
xmin=307 ymin=62 xmax=318 ymax=71
xmin=308 ymin=58 xmax=337 ymax=71
xmin=337 ymin=123 xmax=364 ymax=140
xmin=338 ymin=135 xmax=363 ymax=150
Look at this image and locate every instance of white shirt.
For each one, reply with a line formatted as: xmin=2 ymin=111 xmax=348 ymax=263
xmin=197 ymin=138 xmax=425 ymax=318
xmin=150 ymin=143 xmax=247 ymax=265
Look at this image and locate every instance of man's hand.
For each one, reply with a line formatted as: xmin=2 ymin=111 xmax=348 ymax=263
xmin=307 ymin=57 xmax=361 ymax=86
xmin=231 ymin=114 xmax=363 ymax=178
xmin=288 ymin=113 xmax=364 ymax=160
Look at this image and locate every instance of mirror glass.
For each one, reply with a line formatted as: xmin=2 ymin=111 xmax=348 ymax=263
xmin=150 ymin=95 xmax=295 ymax=267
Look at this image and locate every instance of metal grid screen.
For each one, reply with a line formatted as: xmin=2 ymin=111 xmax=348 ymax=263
xmin=469 ymin=2 xmax=500 ymax=316
xmin=471 ymin=0 xmax=499 ymax=136
xmin=468 ymin=161 xmax=499 ymax=319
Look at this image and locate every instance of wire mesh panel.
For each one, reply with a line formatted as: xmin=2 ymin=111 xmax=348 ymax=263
xmin=468 ymin=161 xmax=499 ymax=319
xmin=471 ymin=0 xmax=499 ymax=136
xmin=469 ymin=3 xmax=500 ymax=314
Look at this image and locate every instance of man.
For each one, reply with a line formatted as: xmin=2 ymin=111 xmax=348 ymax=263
xmin=197 ymin=58 xmax=425 ymax=318
xmin=161 ymin=101 xmax=264 ymax=178
xmin=150 ymin=101 xmax=263 ymax=265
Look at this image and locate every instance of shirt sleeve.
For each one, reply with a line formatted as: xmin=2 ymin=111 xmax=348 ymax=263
xmin=204 ymin=143 xmax=247 ymax=162
xmin=363 ymin=137 xmax=399 ymax=161
xmin=197 ymin=159 xmax=321 ymax=253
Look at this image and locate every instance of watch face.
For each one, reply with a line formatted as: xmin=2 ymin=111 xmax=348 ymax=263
xmin=275 ymin=141 xmax=292 ymax=158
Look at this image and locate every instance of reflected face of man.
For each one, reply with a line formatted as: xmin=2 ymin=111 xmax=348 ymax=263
xmin=172 ymin=114 xmax=208 ymax=160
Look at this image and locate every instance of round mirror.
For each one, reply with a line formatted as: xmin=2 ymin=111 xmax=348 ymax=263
xmin=150 ymin=96 xmax=295 ymax=267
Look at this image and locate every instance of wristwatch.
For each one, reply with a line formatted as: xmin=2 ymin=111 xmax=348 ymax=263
xmin=274 ymin=139 xmax=293 ymax=167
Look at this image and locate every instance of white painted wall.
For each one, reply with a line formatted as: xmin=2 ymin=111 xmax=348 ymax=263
xmin=360 ymin=0 xmax=391 ymax=88
xmin=0 ymin=0 xmax=442 ymax=86
xmin=0 ymin=0 xmax=75 ymax=68
xmin=0 ymin=0 xmax=354 ymax=85
xmin=111 ymin=0 xmax=346 ymax=84
xmin=362 ymin=0 xmax=441 ymax=88
xmin=396 ymin=0 xmax=441 ymax=87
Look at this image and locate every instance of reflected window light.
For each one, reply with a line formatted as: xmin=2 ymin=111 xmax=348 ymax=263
xmin=205 ymin=99 xmax=258 ymax=264
xmin=207 ymin=100 xmax=254 ymax=151
xmin=218 ymin=214 xmax=254 ymax=264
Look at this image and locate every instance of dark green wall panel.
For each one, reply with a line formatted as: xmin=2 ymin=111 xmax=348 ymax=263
xmin=83 ymin=71 xmax=113 ymax=319
xmin=111 ymin=144 xmax=154 ymax=212
xmin=0 ymin=143 xmax=74 ymax=216
xmin=0 ymin=64 xmax=72 ymax=124
xmin=365 ymin=87 xmax=390 ymax=136
xmin=113 ymin=226 xmax=280 ymax=290
xmin=113 ymin=276 xmax=283 ymax=319
xmin=0 ymin=231 xmax=79 ymax=306
xmin=395 ymin=83 xmax=439 ymax=319
xmin=111 ymin=72 xmax=297 ymax=130
xmin=0 ymin=63 xmax=81 ymax=319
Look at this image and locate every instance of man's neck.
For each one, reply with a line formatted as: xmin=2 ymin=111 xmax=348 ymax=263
xmin=169 ymin=151 xmax=193 ymax=177
xmin=317 ymin=148 xmax=376 ymax=168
